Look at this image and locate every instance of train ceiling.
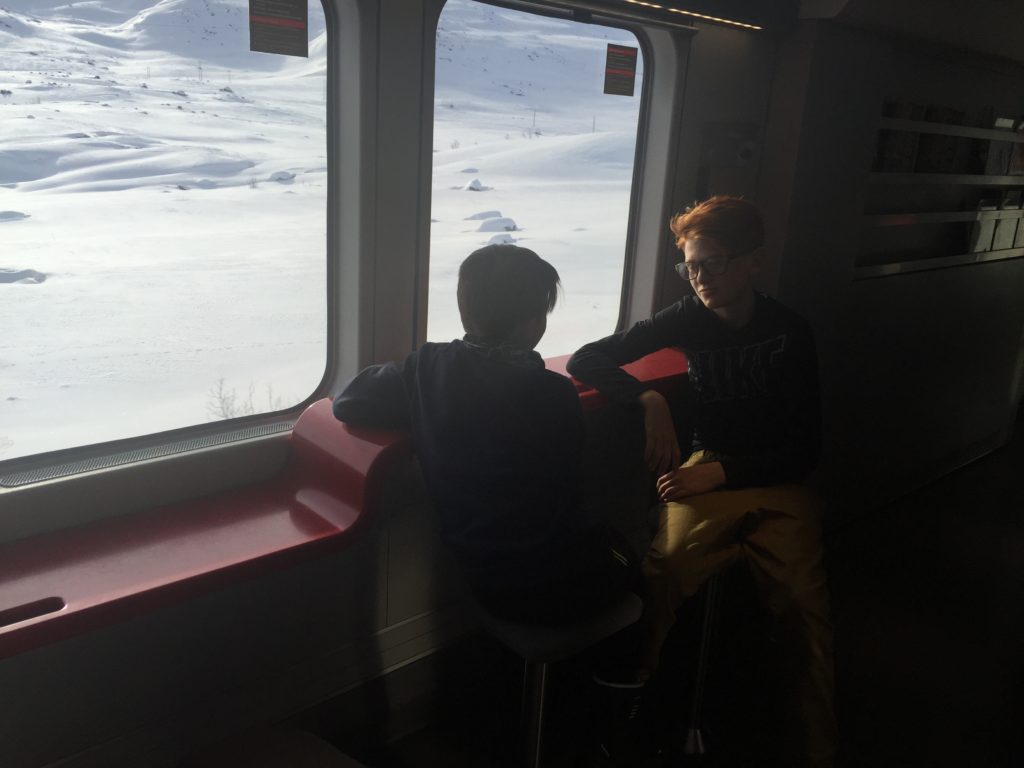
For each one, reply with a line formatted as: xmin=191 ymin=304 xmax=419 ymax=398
xmin=803 ymin=0 xmax=1024 ymax=66
xmin=520 ymin=0 xmax=801 ymax=31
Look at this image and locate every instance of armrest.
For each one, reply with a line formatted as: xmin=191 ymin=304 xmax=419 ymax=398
xmin=544 ymin=348 xmax=689 ymax=410
xmin=0 ymin=400 xmax=410 ymax=660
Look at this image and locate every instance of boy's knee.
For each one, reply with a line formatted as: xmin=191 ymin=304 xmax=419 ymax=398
xmin=776 ymin=485 xmax=826 ymax=526
xmin=640 ymin=553 xmax=668 ymax=584
xmin=767 ymin=573 xmax=831 ymax=624
xmin=641 ymin=534 xmax=697 ymax=585
xmin=751 ymin=488 xmax=827 ymax=556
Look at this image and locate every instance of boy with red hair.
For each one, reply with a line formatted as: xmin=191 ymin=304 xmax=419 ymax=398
xmin=568 ymin=196 xmax=836 ymax=767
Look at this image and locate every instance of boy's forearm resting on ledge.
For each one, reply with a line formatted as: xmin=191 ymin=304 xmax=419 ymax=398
xmin=637 ymin=389 xmax=680 ymax=476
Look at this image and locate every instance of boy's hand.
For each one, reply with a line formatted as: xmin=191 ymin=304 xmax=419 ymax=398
xmin=657 ymin=461 xmax=726 ymax=502
xmin=638 ymin=390 xmax=681 ymax=475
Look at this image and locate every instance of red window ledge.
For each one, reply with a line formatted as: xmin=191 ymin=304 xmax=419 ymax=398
xmin=0 ymin=348 xmax=686 ymax=659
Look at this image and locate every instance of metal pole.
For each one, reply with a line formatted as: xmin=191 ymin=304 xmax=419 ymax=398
xmin=685 ymin=574 xmax=722 ymax=755
xmin=525 ymin=660 xmax=548 ymax=768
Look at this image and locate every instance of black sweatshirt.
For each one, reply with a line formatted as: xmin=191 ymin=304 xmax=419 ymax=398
xmin=333 ymin=339 xmax=596 ymax=593
xmin=567 ymin=293 xmax=821 ymax=489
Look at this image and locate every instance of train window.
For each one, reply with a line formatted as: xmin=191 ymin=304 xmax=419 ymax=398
xmin=428 ymin=0 xmax=645 ymax=356
xmin=0 ymin=1 xmax=328 ymax=463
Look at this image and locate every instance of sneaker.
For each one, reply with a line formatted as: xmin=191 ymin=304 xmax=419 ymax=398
xmin=592 ymin=672 xmax=644 ymax=728
xmin=591 ymin=652 xmax=646 ymax=690
xmin=589 ymin=673 xmax=650 ymax=765
xmin=592 ymin=670 xmax=646 ymax=690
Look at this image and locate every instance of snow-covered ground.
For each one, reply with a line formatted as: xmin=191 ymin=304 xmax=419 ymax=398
xmin=429 ymin=1 xmax=643 ymax=352
xmin=0 ymin=0 xmax=643 ymax=461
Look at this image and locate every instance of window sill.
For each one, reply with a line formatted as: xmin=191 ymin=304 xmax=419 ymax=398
xmin=0 ymin=400 xmax=410 ymax=660
xmin=0 ymin=349 xmax=687 ymax=660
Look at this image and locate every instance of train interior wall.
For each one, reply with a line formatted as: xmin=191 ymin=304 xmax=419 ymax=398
xmin=3 ymin=3 xmax=1024 ymax=766
xmin=757 ymin=20 xmax=1024 ymax=523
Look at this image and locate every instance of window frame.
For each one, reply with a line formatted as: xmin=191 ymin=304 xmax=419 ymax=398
xmin=418 ymin=0 xmax=692 ymax=353
xmin=0 ymin=0 xmax=362 ymax=542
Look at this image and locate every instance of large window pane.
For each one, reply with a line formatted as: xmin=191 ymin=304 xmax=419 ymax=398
xmin=0 ymin=0 xmax=328 ymax=462
xmin=430 ymin=0 xmax=644 ymax=356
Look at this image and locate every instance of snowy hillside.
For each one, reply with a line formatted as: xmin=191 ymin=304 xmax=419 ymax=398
xmin=429 ymin=0 xmax=644 ymax=351
xmin=1 ymin=0 xmax=328 ymax=461
xmin=0 ymin=0 xmax=644 ymax=461
xmin=0 ymin=0 xmax=326 ymax=191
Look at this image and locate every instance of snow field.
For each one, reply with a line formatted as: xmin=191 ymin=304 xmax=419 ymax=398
xmin=0 ymin=0 xmax=644 ymax=460
xmin=429 ymin=1 xmax=644 ymax=357
xmin=1 ymin=1 xmax=327 ymax=459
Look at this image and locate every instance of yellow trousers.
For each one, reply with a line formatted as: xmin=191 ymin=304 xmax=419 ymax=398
xmin=642 ymin=459 xmax=836 ymax=767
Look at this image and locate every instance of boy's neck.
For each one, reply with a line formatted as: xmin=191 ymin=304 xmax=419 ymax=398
xmin=710 ymin=290 xmax=757 ymax=329
xmin=464 ymin=333 xmax=527 ymax=349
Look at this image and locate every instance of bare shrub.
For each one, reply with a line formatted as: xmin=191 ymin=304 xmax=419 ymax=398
xmin=208 ymin=378 xmax=285 ymax=420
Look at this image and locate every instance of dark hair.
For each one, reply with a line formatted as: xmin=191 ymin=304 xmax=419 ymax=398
xmin=669 ymin=195 xmax=764 ymax=255
xmin=457 ymin=244 xmax=560 ymax=342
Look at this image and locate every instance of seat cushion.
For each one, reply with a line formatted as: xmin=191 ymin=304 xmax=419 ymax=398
xmin=478 ymin=591 xmax=642 ymax=663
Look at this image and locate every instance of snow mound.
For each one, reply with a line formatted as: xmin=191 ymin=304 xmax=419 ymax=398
xmin=178 ymin=179 xmax=219 ymax=190
xmin=9 ymin=139 xmax=256 ymax=192
xmin=0 ymin=211 xmax=30 ymax=222
xmin=0 ymin=268 xmax=46 ymax=284
xmin=477 ymin=217 xmax=517 ymax=232
xmin=216 ymin=86 xmax=246 ymax=102
xmin=461 ymin=178 xmax=490 ymax=191
xmin=269 ymin=171 xmax=295 ymax=183
xmin=487 ymin=233 xmax=516 ymax=245
xmin=465 ymin=210 xmax=501 ymax=220
xmin=0 ymin=133 xmax=163 ymax=186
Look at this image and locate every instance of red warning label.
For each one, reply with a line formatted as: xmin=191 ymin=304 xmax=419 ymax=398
xmin=604 ymin=44 xmax=638 ymax=97
xmin=250 ymin=0 xmax=308 ymax=58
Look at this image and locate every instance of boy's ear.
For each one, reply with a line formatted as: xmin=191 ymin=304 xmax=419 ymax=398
xmin=508 ymin=313 xmax=548 ymax=350
xmin=524 ymin=313 xmax=547 ymax=349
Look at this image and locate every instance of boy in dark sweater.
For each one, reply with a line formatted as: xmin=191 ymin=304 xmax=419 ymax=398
xmin=333 ymin=244 xmax=635 ymax=625
xmin=568 ymin=197 xmax=836 ymax=767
